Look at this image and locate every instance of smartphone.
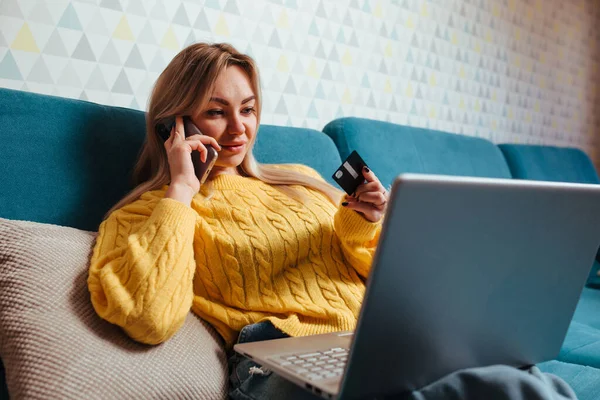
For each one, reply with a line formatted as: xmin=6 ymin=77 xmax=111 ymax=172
xmin=156 ymin=116 xmax=218 ymax=185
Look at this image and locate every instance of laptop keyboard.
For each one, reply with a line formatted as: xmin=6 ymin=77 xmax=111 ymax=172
xmin=268 ymin=347 xmax=349 ymax=381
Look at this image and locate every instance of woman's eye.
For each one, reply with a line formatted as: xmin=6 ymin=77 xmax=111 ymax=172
xmin=242 ymin=107 xmax=255 ymax=114
xmin=206 ymin=110 xmax=224 ymax=116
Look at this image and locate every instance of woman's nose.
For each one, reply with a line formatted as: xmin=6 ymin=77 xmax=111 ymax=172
xmin=228 ymin=114 xmax=245 ymax=135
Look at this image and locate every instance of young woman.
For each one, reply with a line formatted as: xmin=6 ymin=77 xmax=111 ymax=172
xmin=88 ymin=43 xmax=575 ymax=400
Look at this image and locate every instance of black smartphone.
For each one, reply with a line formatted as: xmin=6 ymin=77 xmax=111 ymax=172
xmin=156 ymin=116 xmax=218 ymax=185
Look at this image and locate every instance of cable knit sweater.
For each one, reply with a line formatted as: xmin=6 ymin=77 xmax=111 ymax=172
xmin=88 ymin=165 xmax=381 ymax=346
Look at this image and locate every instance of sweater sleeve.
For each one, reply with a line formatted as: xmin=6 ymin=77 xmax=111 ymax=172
xmin=333 ymin=204 xmax=381 ymax=278
xmin=286 ymin=163 xmax=381 ymax=277
xmin=87 ymin=194 xmax=198 ymax=345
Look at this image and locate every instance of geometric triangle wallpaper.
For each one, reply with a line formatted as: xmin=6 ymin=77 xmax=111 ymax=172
xmin=1 ymin=0 xmax=599 ymax=163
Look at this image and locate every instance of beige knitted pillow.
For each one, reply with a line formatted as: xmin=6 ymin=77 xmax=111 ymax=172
xmin=0 ymin=218 xmax=227 ymax=399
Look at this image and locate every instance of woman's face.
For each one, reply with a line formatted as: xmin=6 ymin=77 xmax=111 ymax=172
xmin=191 ymin=65 xmax=258 ymax=178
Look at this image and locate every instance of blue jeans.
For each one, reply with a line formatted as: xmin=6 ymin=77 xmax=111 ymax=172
xmin=228 ymin=322 xmax=577 ymax=400
xmin=228 ymin=321 xmax=319 ymax=400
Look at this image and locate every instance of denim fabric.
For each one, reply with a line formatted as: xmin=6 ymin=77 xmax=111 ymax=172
xmin=228 ymin=322 xmax=577 ymax=400
xmin=228 ymin=321 xmax=319 ymax=400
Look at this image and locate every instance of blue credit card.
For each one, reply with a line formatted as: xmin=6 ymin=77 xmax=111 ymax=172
xmin=332 ymin=150 xmax=368 ymax=195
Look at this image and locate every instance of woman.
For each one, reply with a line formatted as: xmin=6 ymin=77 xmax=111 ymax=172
xmin=88 ymin=43 xmax=575 ymax=400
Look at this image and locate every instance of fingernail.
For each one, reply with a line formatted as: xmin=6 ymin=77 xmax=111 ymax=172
xmin=364 ymin=166 xmax=370 ymax=173
xmin=342 ymin=202 xmax=348 ymax=206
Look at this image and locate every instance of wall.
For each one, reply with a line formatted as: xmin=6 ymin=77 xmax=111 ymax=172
xmin=1 ymin=0 xmax=599 ymax=162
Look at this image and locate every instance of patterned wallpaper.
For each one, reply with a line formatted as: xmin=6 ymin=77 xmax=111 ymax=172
xmin=1 ymin=0 xmax=600 ymax=163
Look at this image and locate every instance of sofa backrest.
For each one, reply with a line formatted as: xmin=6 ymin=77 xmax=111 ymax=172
xmin=0 ymin=88 xmax=147 ymax=232
xmin=254 ymin=125 xmax=341 ymax=184
xmin=498 ymin=144 xmax=600 ymax=184
xmin=498 ymin=144 xmax=600 ymax=288
xmin=323 ymin=117 xmax=512 ymax=188
xmin=0 ymin=88 xmax=341 ymax=231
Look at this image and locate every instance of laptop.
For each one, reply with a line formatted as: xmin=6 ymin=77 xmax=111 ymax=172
xmin=235 ymin=173 xmax=600 ymax=399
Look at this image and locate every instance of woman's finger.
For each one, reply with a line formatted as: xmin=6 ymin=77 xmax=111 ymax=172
xmin=343 ymin=200 xmax=373 ymax=213
xmin=173 ymin=116 xmax=185 ymax=141
xmin=186 ymin=134 xmax=222 ymax=151
xmin=164 ymin=127 xmax=174 ymax=151
xmin=355 ymin=191 xmax=387 ymax=206
xmin=354 ymin=181 xmax=385 ymax=198
xmin=343 ymin=195 xmax=357 ymax=204
xmin=168 ymin=123 xmax=175 ymax=142
xmin=186 ymin=140 xmax=209 ymax=162
xmin=361 ymin=166 xmax=381 ymax=184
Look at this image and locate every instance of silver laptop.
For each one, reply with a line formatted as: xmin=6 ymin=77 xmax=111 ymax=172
xmin=235 ymin=173 xmax=600 ymax=399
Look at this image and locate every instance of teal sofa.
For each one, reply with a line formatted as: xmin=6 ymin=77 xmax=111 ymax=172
xmin=1 ymin=87 xmax=600 ymax=399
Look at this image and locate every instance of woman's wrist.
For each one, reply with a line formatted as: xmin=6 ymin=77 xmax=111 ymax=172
xmin=164 ymin=181 xmax=197 ymax=206
xmin=334 ymin=204 xmax=380 ymax=241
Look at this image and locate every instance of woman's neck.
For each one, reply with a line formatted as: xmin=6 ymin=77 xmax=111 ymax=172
xmin=207 ymin=166 xmax=240 ymax=181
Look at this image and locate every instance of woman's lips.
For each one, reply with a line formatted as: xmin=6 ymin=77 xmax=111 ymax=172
xmin=220 ymin=143 xmax=246 ymax=154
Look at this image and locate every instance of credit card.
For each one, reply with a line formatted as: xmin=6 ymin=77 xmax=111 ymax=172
xmin=332 ymin=150 xmax=368 ymax=195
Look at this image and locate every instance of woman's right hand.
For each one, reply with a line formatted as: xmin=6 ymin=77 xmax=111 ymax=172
xmin=164 ymin=116 xmax=221 ymax=205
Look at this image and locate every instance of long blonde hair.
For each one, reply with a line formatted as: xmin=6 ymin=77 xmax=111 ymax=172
xmin=106 ymin=42 xmax=342 ymax=218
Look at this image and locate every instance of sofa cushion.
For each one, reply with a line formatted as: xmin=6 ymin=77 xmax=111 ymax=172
xmin=498 ymin=144 xmax=600 ymax=288
xmin=538 ymin=360 xmax=600 ymax=400
xmin=0 ymin=217 xmax=227 ymax=399
xmin=573 ymin=288 xmax=600 ymax=330
xmin=498 ymin=144 xmax=600 ymax=184
xmin=323 ymin=117 xmax=512 ymax=188
xmin=560 ymin=322 xmax=600 ymax=368
xmin=0 ymin=88 xmax=147 ymax=232
xmin=254 ymin=125 xmax=342 ymax=185
xmin=558 ymin=289 xmax=600 ymax=370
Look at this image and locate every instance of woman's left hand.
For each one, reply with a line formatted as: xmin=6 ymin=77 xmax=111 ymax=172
xmin=342 ymin=166 xmax=389 ymax=223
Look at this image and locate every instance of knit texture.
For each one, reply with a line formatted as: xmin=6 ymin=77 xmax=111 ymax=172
xmin=88 ymin=165 xmax=381 ymax=346
xmin=0 ymin=218 xmax=228 ymax=399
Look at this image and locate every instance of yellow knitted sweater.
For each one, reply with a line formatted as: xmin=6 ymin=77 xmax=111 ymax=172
xmin=88 ymin=165 xmax=381 ymax=346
